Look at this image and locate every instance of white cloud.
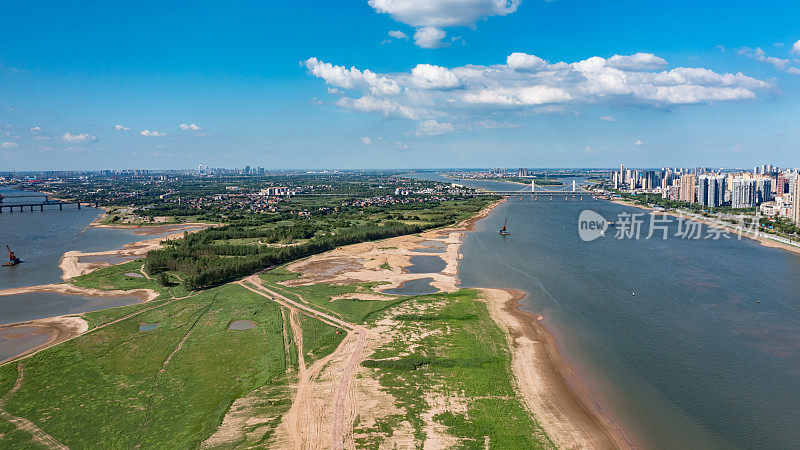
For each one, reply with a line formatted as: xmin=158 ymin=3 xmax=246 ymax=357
xmin=414 ymin=26 xmax=447 ymax=49
xmin=607 ymin=53 xmax=668 ymax=71
xmin=362 ymin=137 xmax=373 ymax=144
xmin=793 ymin=39 xmax=800 ymax=55
xmin=388 ymin=30 xmax=408 ymax=40
xmin=507 ymin=53 xmax=547 ymax=71
xmin=140 ymin=129 xmax=167 ymax=137
xmin=369 ymin=0 xmax=519 ymax=49
xmin=306 ymin=52 xmax=769 ymax=129
xmin=739 ymin=47 xmax=800 ymax=75
xmin=62 ymin=132 xmax=96 ymax=143
xmin=114 ymin=124 xmax=130 ymax=131
xmin=635 ymin=139 xmax=645 ymax=146
xmin=305 ymin=57 xmax=401 ymax=95
xmin=368 ymin=0 xmax=520 ymax=28
xmin=599 ymin=115 xmax=616 ymax=121
xmin=416 ymin=119 xmax=455 ymax=135
xmin=1 ymin=142 xmax=18 ymax=148
xmin=394 ymin=141 xmax=409 ymax=149
xmin=30 ymin=126 xmax=41 ymax=133
xmin=179 ymin=123 xmax=202 ymax=131
xmin=410 ymin=64 xmax=461 ymax=89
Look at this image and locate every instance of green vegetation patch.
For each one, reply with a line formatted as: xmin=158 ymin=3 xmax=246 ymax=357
xmin=354 ymin=289 xmax=553 ymax=449
xmin=0 ymin=284 xmax=291 ymax=449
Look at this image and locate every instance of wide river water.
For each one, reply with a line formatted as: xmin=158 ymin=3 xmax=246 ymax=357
xmin=407 ymin=172 xmax=800 ymax=449
xmin=0 ymin=186 xmax=173 ymax=324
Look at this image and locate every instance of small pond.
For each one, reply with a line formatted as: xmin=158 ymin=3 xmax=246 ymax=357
xmin=228 ymin=320 xmax=256 ymax=330
xmin=405 ymin=255 xmax=447 ymax=274
xmin=138 ymin=323 xmax=159 ymax=332
xmin=383 ymin=278 xmax=440 ymax=296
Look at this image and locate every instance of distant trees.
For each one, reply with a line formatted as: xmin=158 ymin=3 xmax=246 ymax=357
xmin=144 ymin=221 xmax=442 ymax=291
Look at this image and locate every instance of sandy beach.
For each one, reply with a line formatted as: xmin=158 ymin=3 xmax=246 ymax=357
xmin=481 ymin=288 xmax=633 ymax=449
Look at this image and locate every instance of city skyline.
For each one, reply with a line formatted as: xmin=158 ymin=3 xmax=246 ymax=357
xmin=1 ymin=1 xmax=800 ymax=170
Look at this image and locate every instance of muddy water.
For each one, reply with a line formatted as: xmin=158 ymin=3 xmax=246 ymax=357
xmin=384 ymin=278 xmax=439 ymax=296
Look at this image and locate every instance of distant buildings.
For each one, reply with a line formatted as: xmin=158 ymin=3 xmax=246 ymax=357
xmin=607 ymin=163 xmax=799 ymax=218
xmin=517 ymin=168 xmax=529 ymax=177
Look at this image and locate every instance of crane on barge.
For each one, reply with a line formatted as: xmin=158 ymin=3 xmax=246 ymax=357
xmin=3 ymin=245 xmax=21 ymax=267
xmin=499 ymin=219 xmax=510 ymax=236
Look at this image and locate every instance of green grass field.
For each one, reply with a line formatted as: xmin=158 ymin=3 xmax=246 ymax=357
xmin=0 ymin=285 xmax=291 ymax=448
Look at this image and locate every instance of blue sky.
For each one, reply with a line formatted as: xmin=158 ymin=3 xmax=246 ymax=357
xmin=1 ymin=0 xmax=799 ymax=170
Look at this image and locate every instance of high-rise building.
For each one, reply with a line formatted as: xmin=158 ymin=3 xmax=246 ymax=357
xmin=731 ymin=177 xmax=758 ymax=209
xmin=755 ymin=177 xmax=773 ymax=205
xmin=793 ymin=175 xmax=800 ymax=226
xmin=518 ymin=168 xmax=528 ymax=177
xmin=679 ymin=174 xmax=696 ymax=203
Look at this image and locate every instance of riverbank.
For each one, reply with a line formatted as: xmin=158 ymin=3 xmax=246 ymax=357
xmin=457 ymin=200 xmax=632 ymax=448
xmin=608 ymin=198 xmax=800 ymax=256
xmin=481 ymin=288 xmax=632 ymax=449
xmin=283 ymin=198 xmax=630 ymax=447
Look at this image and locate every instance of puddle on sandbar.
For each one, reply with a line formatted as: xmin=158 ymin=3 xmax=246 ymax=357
xmin=406 ymin=255 xmax=447 ymax=274
xmin=384 ymin=278 xmax=440 ymax=296
xmin=411 ymin=240 xmax=447 ymax=253
xmin=228 ymin=320 xmax=256 ymax=330
xmin=125 ymin=272 xmax=145 ymax=278
xmin=138 ymin=323 xmax=159 ymax=332
xmin=0 ymin=326 xmax=50 ymax=361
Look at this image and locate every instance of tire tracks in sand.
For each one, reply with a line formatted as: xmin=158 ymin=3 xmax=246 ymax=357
xmin=237 ymin=276 xmax=374 ymax=449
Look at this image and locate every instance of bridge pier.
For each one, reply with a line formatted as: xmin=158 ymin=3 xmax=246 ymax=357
xmin=77 ymin=203 xmax=81 ymax=209
xmin=59 ymin=204 xmax=62 ymax=210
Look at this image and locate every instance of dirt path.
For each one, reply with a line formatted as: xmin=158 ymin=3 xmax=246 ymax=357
xmin=237 ymin=276 xmax=373 ymax=450
xmin=0 ymin=363 xmax=69 ymax=449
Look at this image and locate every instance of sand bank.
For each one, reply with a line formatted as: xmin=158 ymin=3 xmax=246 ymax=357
xmin=0 ymin=283 xmax=157 ymax=302
xmin=60 ymin=223 xmax=211 ymax=280
xmin=0 ymin=316 xmax=89 ymax=365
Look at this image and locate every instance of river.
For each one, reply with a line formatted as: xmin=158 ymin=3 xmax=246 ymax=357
xmin=0 ymin=186 xmax=168 ymax=322
xmin=406 ymin=172 xmax=800 ymax=449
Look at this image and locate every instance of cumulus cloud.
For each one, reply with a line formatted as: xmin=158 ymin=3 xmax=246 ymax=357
xmin=62 ymin=132 xmax=96 ymax=143
xmin=1 ymin=142 xmax=18 ymax=148
xmin=304 ymin=52 xmax=768 ymax=127
xmin=30 ymin=126 xmax=40 ymax=133
xmin=369 ymin=0 xmax=520 ymax=49
xmin=362 ymin=137 xmax=373 ymax=144
xmin=635 ymin=139 xmax=644 ymax=146
xmin=114 ymin=124 xmax=130 ymax=131
xmin=793 ymin=39 xmax=800 ymax=55
xmin=599 ymin=115 xmax=616 ymax=121
xmin=179 ymin=123 xmax=202 ymax=131
xmin=411 ymin=64 xmax=461 ymax=89
xmin=416 ymin=120 xmax=455 ymax=135
xmin=388 ymin=30 xmax=408 ymax=40
xmin=414 ymin=26 xmax=447 ymax=49
xmin=140 ymin=129 xmax=167 ymax=137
